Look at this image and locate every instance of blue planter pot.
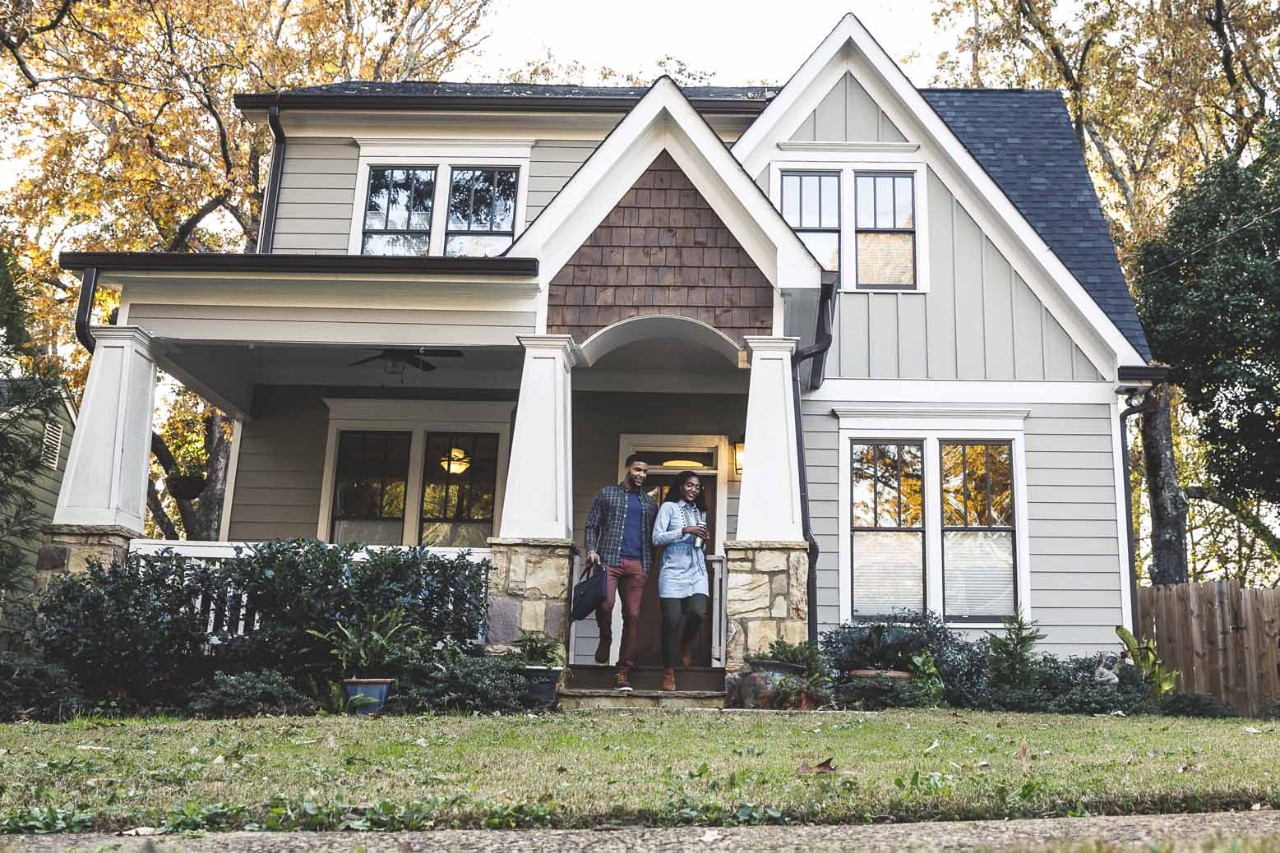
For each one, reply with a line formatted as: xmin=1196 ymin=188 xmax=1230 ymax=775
xmin=343 ymin=678 xmax=393 ymax=714
xmin=520 ymin=666 xmax=562 ymax=708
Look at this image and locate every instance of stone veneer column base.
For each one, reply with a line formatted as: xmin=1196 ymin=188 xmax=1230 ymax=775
xmin=723 ymin=540 xmax=810 ymax=671
xmin=485 ymin=538 xmax=574 ymax=649
xmin=35 ymin=524 xmax=139 ymax=591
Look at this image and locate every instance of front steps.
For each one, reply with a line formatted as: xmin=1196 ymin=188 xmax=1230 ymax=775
xmin=559 ymin=664 xmax=726 ymax=710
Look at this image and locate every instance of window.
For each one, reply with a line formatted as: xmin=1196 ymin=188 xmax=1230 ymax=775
xmin=941 ymin=441 xmax=1016 ymax=621
xmin=421 ymin=432 xmax=500 ymax=548
xmin=361 ymin=167 xmax=436 ymax=256
xmin=41 ymin=420 xmax=63 ymax=470
xmin=781 ymin=171 xmax=840 ymax=271
xmin=854 ymin=172 xmax=915 ymax=287
xmin=445 ymin=167 xmax=518 ymax=257
xmin=850 ymin=442 xmax=924 ymax=616
xmin=331 ymin=431 xmax=411 ymax=545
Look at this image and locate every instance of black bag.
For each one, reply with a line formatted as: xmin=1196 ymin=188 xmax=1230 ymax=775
xmin=571 ymin=563 xmax=606 ymax=622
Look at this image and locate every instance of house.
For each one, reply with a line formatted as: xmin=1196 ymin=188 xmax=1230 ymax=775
xmin=42 ymin=15 xmax=1161 ymax=677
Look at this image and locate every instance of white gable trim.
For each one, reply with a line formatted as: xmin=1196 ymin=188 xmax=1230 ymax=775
xmin=733 ymin=14 xmax=1147 ymax=375
xmin=510 ymin=77 xmax=823 ymax=303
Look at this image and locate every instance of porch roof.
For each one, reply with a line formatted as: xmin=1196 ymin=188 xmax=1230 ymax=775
xmin=60 ymin=251 xmax=539 ymax=279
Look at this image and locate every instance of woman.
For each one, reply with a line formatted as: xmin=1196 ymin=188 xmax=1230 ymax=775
xmin=651 ymin=470 xmax=711 ymax=692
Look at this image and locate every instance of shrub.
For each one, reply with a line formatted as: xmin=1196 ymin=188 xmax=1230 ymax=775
xmin=1160 ymin=691 xmax=1238 ymax=718
xmin=821 ymin=621 xmax=928 ymax=673
xmin=29 ymin=552 xmax=218 ymax=705
xmin=390 ymin=642 xmax=530 ymax=715
xmin=832 ymin=675 xmax=929 ymax=710
xmin=187 ymin=670 xmax=317 ymax=718
xmin=0 ymin=652 xmax=83 ymax=722
xmin=987 ymin=612 xmax=1046 ymax=692
xmin=762 ymin=638 xmax=825 ymax=674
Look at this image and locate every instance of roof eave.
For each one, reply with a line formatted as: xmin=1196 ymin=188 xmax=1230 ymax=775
xmin=232 ymin=92 xmax=772 ymax=116
xmin=59 ymin=252 xmax=539 ymax=278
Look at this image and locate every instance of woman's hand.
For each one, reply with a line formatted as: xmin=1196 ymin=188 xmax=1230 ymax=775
xmin=682 ymin=525 xmax=710 ymax=539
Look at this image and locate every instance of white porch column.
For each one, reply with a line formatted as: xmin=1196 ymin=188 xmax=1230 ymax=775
xmin=497 ymin=334 xmax=577 ymax=540
xmin=53 ymin=326 xmax=158 ymax=533
xmin=735 ymin=336 xmax=803 ymax=542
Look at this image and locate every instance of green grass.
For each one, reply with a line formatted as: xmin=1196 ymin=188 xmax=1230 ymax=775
xmin=0 ymin=709 xmax=1277 ymax=832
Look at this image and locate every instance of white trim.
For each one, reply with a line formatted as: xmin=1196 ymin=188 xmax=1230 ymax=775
xmin=347 ymin=144 xmax=531 ymax=258
xmin=317 ymin=399 xmax=515 ymax=546
xmin=578 ymin=315 xmax=741 ymax=367
xmin=217 ymin=417 xmax=244 ymax=542
xmin=1109 ymin=397 xmax=1136 ymax=633
xmin=731 ymin=13 xmax=1146 ymax=371
xmin=807 ymin=379 xmax=1122 ymax=405
xmin=129 ymin=538 xmax=493 ymax=564
xmin=834 ymin=404 xmax=1031 ymax=625
xmin=778 ymin=141 xmax=920 ymax=155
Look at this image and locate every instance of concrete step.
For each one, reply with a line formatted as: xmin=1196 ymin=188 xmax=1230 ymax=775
xmin=566 ymin=665 xmax=726 ymax=692
xmin=558 ymin=688 xmax=725 ymax=710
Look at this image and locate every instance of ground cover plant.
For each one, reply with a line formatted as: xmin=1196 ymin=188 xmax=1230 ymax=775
xmin=1 ymin=710 xmax=1280 ymax=833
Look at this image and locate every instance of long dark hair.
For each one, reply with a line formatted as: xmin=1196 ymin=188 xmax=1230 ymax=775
xmin=663 ymin=470 xmax=707 ymax=512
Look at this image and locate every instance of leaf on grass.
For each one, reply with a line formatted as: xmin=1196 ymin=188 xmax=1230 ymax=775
xmin=798 ymin=758 xmax=836 ymax=775
xmin=187 ymin=746 xmax=199 ymax=755
xmin=699 ymin=829 xmax=722 ymax=843
xmin=414 ymin=738 xmax=429 ymax=747
xmin=120 ymin=827 xmax=163 ymax=836
xmin=925 ymin=738 xmax=940 ymax=754
xmin=1244 ymin=727 xmax=1262 ymax=735
xmin=1252 ymin=803 xmax=1265 ymax=811
xmin=325 ymin=735 xmax=339 ymax=749
xmin=977 ymin=760 xmax=990 ymax=769
xmin=291 ymin=738 xmax=318 ymax=746
xmin=212 ymin=755 xmax=225 ymax=765
xmin=1018 ymin=737 xmax=1031 ymax=774
xmin=76 ymin=745 xmax=112 ymax=752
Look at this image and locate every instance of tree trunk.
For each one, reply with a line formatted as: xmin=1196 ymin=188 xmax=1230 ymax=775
xmin=1142 ymin=384 xmax=1189 ymax=584
xmin=192 ymin=410 xmax=232 ymax=540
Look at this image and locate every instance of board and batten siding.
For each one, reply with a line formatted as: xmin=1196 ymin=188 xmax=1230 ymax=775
xmin=802 ymin=398 xmax=1124 ymax=655
xmin=527 ymin=140 xmax=597 ymax=225
xmin=791 ymin=72 xmax=906 ymax=143
xmin=828 ymin=170 xmax=1101 ymax=382
xmin=271 ymin=138 xmax=359 ymax=254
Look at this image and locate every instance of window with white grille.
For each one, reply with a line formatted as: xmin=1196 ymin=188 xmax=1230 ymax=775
xmin=41 ymin=420 xmax=63 ymax=470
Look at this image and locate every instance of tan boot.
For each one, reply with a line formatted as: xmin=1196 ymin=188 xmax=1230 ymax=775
xmin=679 ymin=640 xmax=695 ymax=668
xmin=661 ymin=667 xmax=677 ymax=692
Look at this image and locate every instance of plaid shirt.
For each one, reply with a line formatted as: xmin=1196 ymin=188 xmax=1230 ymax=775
xmin=584 ymin=483 xmax=658 ymax=572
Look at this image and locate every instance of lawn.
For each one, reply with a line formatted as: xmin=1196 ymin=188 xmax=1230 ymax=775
xmin=0 ymin=709 xmax=1277 ymax=833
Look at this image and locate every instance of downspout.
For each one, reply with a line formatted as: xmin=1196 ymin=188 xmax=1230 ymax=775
xmin=74 ymin=266 xmax=99 ymax=354
xmin=1119 ymin=390 xmax=1152 ymax=634
xmin=257 ymin=105 xmax=287 ymax=254
xmin=790 ymin=274 xmax=837 ymax=644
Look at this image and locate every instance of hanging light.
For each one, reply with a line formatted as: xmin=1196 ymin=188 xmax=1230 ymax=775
xmin=441 ymin=447 xmax=471 ymax=474
xmin=661 ymin=459 xmax=704 ymax=469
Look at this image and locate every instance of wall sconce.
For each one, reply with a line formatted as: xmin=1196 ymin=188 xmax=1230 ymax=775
xmin=440 ymin=447 xmax=471 ymax=474
xmin=733 ymin=441 xmax=745 ymax=478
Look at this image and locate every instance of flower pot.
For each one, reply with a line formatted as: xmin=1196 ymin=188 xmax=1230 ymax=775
xmin=166 ymin=473 xmax=207 ymax=500
xmin=744 ymin=658 xmax=808 ymax=677
xmin=846 ymin=669 xmax=912 ymax=679
xmin=519 ymin=665 xmax=562 ymax=708
xmin=343 ymin=678 xmax=393 ymax=714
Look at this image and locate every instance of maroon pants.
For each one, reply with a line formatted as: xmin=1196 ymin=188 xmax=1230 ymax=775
xmin=596 ymin=558 xmax=646 ymax=670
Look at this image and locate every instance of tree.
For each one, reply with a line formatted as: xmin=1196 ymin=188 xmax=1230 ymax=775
xmin=0 ymin=249 xmax=66 ymax=591
xmin=935 ymin=0 xmax=1280 ymax=584
xmin=1134 ymin=118 xmax=1280 ymax=566
xmin=0 ymin=0 xmax=493 ymax=538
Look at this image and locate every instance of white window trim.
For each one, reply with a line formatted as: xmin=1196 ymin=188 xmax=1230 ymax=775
xmin=348 ymin=140 xmax=532 ymax=258
xmin=833 ymin=404 xmax=1031 ymax=627
xmin=317 ymin=399 xmax=514 ymax=547
xmin=770 ymin=160 xmax=930 ymax=293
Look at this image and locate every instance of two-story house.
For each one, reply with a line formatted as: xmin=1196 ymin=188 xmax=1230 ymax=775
xmin=43 ymin=15 xmax=1161 ymax=680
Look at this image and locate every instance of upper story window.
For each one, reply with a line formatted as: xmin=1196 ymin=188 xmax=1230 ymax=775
xmin=362 ymin=167 xmax=436 ymax=256
xmin=855 ymin=172 xmax=915 ymax=287
xmin=445 ymin=168 xmax=518 ymax=258
xmin=780 ymin=171 xmax=840 ymax=272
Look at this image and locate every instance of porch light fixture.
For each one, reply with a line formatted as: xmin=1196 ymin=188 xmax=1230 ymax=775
xmin=441 ymin=448 xmax=471 ymax=474
xmin=733 ymin=442 xmax=745 ymax=477
xmin=661 ymin=459 xmax=704 ymax=469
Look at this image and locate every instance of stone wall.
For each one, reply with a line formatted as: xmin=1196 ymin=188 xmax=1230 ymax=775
xmin=35 ymin=524 xmax=135 ymax=591
xmin=485 ymin=538 xmax=573 ymax=648
xmin=723 ymin=540 xmax=810 ymax=670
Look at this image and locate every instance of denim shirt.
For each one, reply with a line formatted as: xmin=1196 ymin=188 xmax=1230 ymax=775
xmin=652 ymin=500 xmax=709 ymax=598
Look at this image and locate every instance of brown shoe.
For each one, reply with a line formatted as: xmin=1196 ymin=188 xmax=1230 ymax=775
xmin=615 ymin=669 xmax=633 ymax=692
xmin=661 ymin=667 xmax=676 ymax=692
xmin=594 ymin=634 xmax=612 ymax=665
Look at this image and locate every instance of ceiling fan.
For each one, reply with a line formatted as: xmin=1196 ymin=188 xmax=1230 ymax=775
xmin=348 ymin=347 xmax=464 ymax=373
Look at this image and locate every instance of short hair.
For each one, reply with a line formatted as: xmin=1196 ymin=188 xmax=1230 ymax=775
xmin=624 ymin=453 xmax=647 ymax=468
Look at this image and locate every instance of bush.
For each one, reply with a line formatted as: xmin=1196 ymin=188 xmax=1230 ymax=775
xmin=821 ymin=621 xmax=928 ymax=673
xmin=1160 ymin=691 xmax=1238 ymax=718
xmin=0 ymin=653 xmax=82 ymax=722
xmin=832 ymin=675 xmax=929 ymax=710
xmin=29 ymin=552 xmax=218 ymax=706
xmin=187 ymin=670 xmax=317 ymax=718
xmin=390 ymin=642 xmax=530 ymax=715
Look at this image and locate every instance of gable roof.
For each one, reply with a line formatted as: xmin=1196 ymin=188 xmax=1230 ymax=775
xmin=920 ymin=89 xmax=1149 ymax=359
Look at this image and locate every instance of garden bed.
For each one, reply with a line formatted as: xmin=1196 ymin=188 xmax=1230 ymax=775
xmin=1 ymin=710 xmax=1279 ymax=833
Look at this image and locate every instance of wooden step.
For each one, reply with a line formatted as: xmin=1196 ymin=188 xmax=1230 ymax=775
xmin=558 ymin=688 xmax=724 ymax=710
xmin=566 ymin=665 xmax=726 ymax=692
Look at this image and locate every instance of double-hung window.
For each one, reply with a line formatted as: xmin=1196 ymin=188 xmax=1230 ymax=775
xmin=780 ymin=171 xmax=840 ymax=271
xmin=420 ymin=432 xmax=500 ymax=548
xmin=445 ymin=167 xmax=518 ymax=257
xmin=854 ymin=172 xmax=916 ymax=287
xmin=331 ymin=430 xmax=411 ymax=546
xmin=850 ymin=442 xmax=925 ymax=616
xmin=362 ymin=167 xmax=436 ymax=256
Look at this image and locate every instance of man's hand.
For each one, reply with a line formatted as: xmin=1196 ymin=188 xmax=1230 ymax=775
xmin=586 ymin=549 xmax=601 ymax=566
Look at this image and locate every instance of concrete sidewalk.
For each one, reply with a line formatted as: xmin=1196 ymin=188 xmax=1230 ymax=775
xmin=4 ymin=810 xmax=1280 ymax=851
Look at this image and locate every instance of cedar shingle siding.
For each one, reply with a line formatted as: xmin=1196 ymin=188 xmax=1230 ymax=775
xmin=547 ymin=152 xmax=773 ymax=344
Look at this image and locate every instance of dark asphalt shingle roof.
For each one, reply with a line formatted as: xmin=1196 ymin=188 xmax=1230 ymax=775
xmin=920 ymin=88 xmax=1149 ymax=359
xmin=264 ymin=81 xmax=1148 ymax=359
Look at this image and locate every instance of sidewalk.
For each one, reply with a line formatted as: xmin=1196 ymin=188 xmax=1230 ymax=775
xmin=5 ymin=810 xmax=1280 ymax=852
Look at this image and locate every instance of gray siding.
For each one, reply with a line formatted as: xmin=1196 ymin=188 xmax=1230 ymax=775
xmin=791 ymin=73 xmax=906 ymax=143
xmin=21 ymin=407 xmax=74 ymax=581
xmin=271 ymin=138 xmax=359 ymax=254
xmin=803 ymin=399 xmax=1124 ymax=655
xmin=528 ymin=140 xmax=596 ymax=225
xmin=829 ymin=170 xmax=1102 ymax=381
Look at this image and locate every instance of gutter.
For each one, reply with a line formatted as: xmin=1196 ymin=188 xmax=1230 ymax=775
xmin=789 ymin=274 xmax=838 ymax=643
xmin=232 ymin=93 xmax=770 ymax=116
xmin=59 ymin=251 xmax=539 ymax=277
xmin=257 ymin=106 xmax=286 ymax=254
xmin=1118 ymin=389 xmax=1155 ymax=633
xmin=74 ymin=266 xmax=99 ymax=354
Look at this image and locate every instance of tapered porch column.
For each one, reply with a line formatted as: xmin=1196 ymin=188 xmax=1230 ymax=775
xmin=41 ymin=327 xmax=157 ymax=579
xmin=725 ymin=335 xmax=808 ymax=670
xmin=487 ymin=334 xmax=577 ymax=647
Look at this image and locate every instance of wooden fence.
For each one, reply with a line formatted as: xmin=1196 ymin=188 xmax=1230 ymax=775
xmin=1137 ymin=581 xmax=1280 ymax=717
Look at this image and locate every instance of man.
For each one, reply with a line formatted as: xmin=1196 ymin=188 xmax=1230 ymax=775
xmin=584 ymin=454 xmax=657 ymax=692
